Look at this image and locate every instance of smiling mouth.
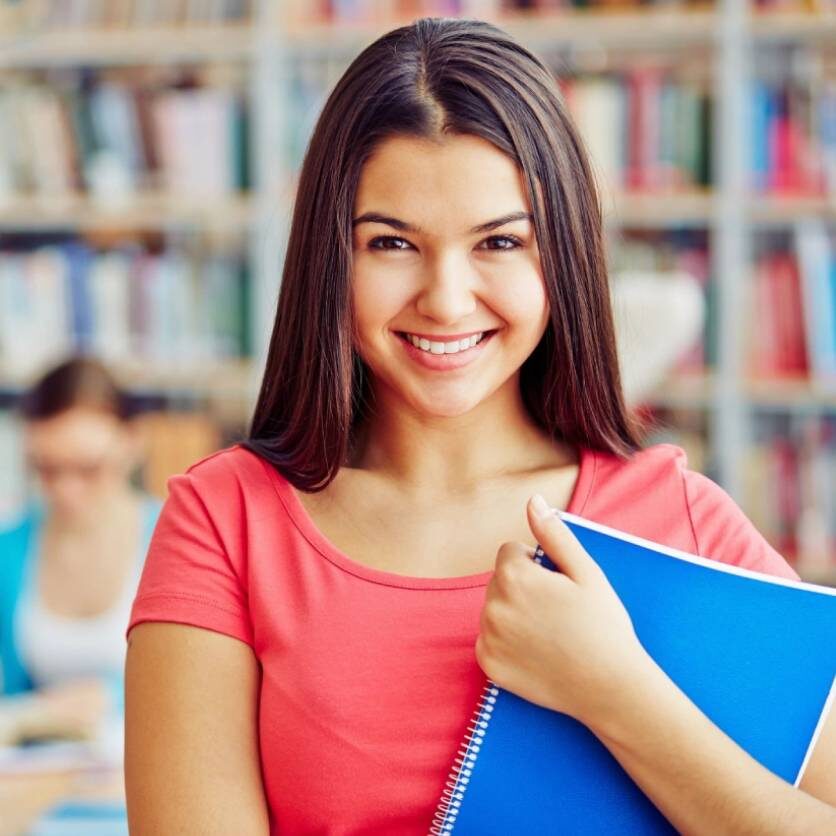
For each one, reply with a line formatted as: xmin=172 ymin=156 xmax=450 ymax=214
xmin=396 ymin=330 xmax=497 ymax=355
xmin=395 ymin=328 xmax=499 ymax=357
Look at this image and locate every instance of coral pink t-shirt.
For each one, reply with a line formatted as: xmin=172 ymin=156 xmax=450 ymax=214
xmin=127 ymin=443 xmax=798 ymax=835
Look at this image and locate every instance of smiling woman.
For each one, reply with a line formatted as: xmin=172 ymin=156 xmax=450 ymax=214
xmin=124 ymin=15 xmax=836 ymax=836
xmin=240 ymin=17 xmax=639 ymax=490
xmin=350 ymin=134 xmax=552 ymax=413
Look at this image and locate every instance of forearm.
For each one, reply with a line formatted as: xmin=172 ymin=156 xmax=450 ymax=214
xmin=586 ymin=656 xmax=836 ymax=836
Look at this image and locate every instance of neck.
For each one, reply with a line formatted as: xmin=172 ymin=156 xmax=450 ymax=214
xmin=352 ymin=375 xmax=574 ymax=494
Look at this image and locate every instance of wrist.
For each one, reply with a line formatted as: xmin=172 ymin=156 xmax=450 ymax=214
xmin=578 ymin=647 xmax=670 ymax=742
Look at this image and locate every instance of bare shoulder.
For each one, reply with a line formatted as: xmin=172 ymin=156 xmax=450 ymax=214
xmin=125 ymin=623 xmax=269 ymax=835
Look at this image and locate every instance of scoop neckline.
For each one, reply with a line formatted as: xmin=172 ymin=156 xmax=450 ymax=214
xmin=261 ymin=446 xmax=597 ymax=590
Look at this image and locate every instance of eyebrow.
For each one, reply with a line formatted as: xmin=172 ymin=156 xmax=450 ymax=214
xmin=351 ymin=211 xmax=534 ymax=235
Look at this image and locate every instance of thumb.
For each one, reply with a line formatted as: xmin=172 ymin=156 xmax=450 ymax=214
xmin=527 ymin=494 xmax=600 ymax=583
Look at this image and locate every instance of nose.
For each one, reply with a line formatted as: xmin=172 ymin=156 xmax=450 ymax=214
xmin=414 ymin=251 xmax=477 ymax=325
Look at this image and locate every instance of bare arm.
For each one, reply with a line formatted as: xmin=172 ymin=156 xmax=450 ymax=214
xmin=590 ymin=656 xmax=836 ymax=836
xmin=478 ymin=498 xmax=836 ymax=836
xmin=124 ymin=622 xmax=270 ymax=835
xmin=799 ymin=692 xmax=836 ymax=803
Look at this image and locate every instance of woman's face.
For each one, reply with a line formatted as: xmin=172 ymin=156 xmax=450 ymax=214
xmin=351 ymin=133 xmax=550 ymax=419
xmin=25 ymin=407 xmax=139 ymax=523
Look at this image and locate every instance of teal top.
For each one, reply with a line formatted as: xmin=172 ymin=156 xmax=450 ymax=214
xmin=0 ymin=495 xmax=161 ymax=696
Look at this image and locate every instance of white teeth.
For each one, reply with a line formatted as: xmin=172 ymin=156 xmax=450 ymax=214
xmin=405 ymin=331 xmax=485 ymax=355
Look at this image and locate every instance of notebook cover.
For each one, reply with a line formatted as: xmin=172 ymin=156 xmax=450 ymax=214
xmin=431 ymin=512 xmax=836 ymax=835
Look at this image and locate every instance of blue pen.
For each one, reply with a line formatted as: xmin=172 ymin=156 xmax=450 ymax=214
xmin=532 ymin=544 xmax=558 ymax=572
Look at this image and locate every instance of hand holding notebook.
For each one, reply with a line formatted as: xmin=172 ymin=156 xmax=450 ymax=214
xmin=433 ymin=502 xmax=836 ymax=835
xmin=476 ymin=493 xmax=649 ymax=725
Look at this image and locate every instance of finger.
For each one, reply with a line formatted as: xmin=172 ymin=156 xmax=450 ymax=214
xmin=492 ymin=540 xmax=576 ymax=601
xmin=495 ymin=540 xmax=536 ymax=566
xmin=492 ymin=541 xmax=538 ymax=585
xmin=526 ymin=494 xmax=601 ymax=583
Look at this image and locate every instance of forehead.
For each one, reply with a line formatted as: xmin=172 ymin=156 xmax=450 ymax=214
xmin=354 ymin=134 xmax=531 ymax=230
xmin=26 ymin=408 xmax=124 ymax=456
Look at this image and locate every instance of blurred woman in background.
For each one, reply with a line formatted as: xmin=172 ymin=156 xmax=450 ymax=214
xmin=0 ymin=356 xmax=160 ymax=747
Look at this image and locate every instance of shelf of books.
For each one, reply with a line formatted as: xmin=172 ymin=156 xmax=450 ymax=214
xmin=0 ymin=1 xmax=263 ymax=515
xmin=742 ymin=7 xmax=836 ymax=584
xmin=0 ymin=0 xmax=834 ymax=582
xmin=283 ymin=6 xmax=719 ymax=51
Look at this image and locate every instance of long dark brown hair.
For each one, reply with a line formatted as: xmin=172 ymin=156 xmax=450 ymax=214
xmin=246 ymin=16 xmax=640 ymax=491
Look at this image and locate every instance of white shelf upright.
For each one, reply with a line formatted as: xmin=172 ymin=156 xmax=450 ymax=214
xmin=712 ymin=0 xmax=750 ymax=500
xmin=248 ymin=0 xmax=292 ymax=417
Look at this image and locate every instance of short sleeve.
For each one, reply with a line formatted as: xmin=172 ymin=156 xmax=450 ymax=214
xmin=683 ymin=468 xmax=800 ymax=582
xmin=127 ymin=471 xmax=253 ymax=646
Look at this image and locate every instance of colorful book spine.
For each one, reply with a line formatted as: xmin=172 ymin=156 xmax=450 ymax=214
xmin=0 ymin=74 xmax=249 ymax=201
xmin=0 ymin=244 xmax=250 ymax=378
xmin=796 ymin=220 xmax=836 ymax=386
xmin=748 ymin=249 xmax=809 ymax=378
xmin=750 ymin=73 xmax=835 ymax=198
xmin=520 ymin=67 xmax=713 ymax=192
xmin=745 ymin=415 xmax=836 ymax=580
xmin=748 ymin=231 xmax=836 ymax=385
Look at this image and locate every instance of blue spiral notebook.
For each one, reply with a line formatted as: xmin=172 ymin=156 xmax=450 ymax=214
xmin=430 ymin=512 xmax=836 ymax=835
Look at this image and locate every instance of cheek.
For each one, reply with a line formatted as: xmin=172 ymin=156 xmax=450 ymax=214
xmin=489 ymin=273 xmax=549 ymax=334
xmin=351 ymin=253 xmax=549 ymax=341
xmin=352 ymin=269 xmax=413 ymax=338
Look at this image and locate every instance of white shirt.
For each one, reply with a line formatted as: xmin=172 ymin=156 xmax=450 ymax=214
xmin=14 ymin=498 xmax=158 ymax=690
xmin=16 ymin=558 xmax=143 ymax=689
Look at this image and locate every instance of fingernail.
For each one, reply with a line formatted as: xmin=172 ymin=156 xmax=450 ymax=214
xmin=531 ymin=493 xmax=550 ymax=518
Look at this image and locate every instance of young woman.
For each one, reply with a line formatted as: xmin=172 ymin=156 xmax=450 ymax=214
xmin=0 ymin=356 xmax=160 ymax=744
xmin=124 ymin=17 xmax=836 ymax=835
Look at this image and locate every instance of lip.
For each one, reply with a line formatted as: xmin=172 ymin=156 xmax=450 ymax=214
xmin=395 ymin=329 xmax=496 ymax=371
xmin=400 ymin=330 xmax=490 ymax=342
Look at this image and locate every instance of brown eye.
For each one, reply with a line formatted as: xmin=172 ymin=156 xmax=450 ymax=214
xmin=369 ymin=236 xmax=413 ymax=251
xmin=480 ymin=235 xmax=523 ymax=251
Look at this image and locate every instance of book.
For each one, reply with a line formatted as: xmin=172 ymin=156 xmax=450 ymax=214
xmin=430 ymin=512 xmax=836 ymax=835
xmin=744 ymin=416 xmax=836 ymax=579
xmin=795 ymin=220 xmax=836 ymax=387
xmin=0 ymin=242 xmax=251 ymax=377
xmin=749 ymin=67 xmax=834 ymax=199
xmin=0 ymin=73 xmax=247 ymax=202
xmin=748 ymin=249 xmax=809 ymax=378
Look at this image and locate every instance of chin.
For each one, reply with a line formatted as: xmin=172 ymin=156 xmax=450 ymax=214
xmin=408 ymin=391 xmax=484 ymax=419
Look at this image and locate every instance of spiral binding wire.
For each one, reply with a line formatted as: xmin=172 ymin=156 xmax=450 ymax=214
xmin=428 ymin=545 xmax=550 ymax=834
xmin=428 ymin=680 xmax=500 ymax=835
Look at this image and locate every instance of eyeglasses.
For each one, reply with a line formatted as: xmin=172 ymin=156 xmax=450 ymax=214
xmin=28 ymin=454 xmax=110 ymax=483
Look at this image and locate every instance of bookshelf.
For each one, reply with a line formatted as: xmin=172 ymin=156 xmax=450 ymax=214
xmin=0 ymin=25 xmax=255 ymax=68
xmin=0 ymin=192 xmax=255 ymax=231
xmin=284 ymin=7 xmax=719 ymax=51
xmin=0 ymin=1 xmax=834 ymax=581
